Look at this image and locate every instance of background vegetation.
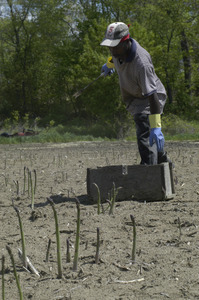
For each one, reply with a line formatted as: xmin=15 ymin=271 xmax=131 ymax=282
xmin=0 ymin=0 xmax=198 ymax=142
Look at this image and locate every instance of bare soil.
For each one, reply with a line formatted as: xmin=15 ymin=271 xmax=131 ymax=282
xmin=0 ymin=141 xmax=199 ymax=300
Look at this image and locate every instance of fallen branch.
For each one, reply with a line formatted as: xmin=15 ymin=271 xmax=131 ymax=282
xmin=18 ymin=248 xmax=40 ymax=277
xmin=113 ymin=262 xmax=131 ymax=271
xmin=113 ymin=278 xmax=144 ymax=284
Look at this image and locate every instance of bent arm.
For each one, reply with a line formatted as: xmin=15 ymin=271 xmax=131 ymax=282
xmin=148 ymin=92 xmax=160 ymax=114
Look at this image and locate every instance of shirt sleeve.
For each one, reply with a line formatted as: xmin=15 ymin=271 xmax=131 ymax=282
xmin=138 ymin=65 xmax=157 ymax=97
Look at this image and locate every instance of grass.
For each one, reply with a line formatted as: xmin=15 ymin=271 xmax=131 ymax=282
xmin=0 ymin=127 xmax=111 ymax=144
xmin=0 ymin=114 xmax=199 ymax=144
xmin=165 ymin=133 xmax=199 ymax=141
xmin=162 ymin=114 xmax=199 ymax=141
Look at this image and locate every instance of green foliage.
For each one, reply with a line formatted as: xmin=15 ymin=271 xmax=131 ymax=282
xmin=23 ymin=113 xmax=30 ymax=129
xmin=0 ymin=115 xmax=198 ymax=144
xmin=0 ymin=0 xmax=198 ymax=125
xmin=133 ymin=0 xmax=199 ymax=110
xmin=0 ymin=113 xmax=40 ymax=133
xmin=11 ymin=111 xmax=20 ymax=127
xmin=162 ymin=114 xmax=199 ymax=136
xmin=71 ymin=18 xmax=123 ymax=121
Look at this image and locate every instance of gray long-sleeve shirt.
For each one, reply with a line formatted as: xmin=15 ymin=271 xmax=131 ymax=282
xmin=113 ymin=39 xmax=167 ymax=115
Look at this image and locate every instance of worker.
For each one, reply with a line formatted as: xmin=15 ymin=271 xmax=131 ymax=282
xmin=101 ymin=22 xmax=170 ymax=165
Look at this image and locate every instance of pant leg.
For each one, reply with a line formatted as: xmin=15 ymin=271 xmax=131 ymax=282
xmin=158 ymin=151 xmax=171 ymax=164
xmin=133 ymin=113 xmax=158 ymax=165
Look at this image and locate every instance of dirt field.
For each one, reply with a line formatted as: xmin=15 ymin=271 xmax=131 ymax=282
xmin=0 ymin=141 xmax=199 ymax=300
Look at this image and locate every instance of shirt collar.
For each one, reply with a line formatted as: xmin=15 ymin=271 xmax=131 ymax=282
xmin=126 ymin=38 xmax=137 ymax=62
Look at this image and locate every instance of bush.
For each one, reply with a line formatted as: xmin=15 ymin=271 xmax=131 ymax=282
xmin=162 ymin=113 xmax=197 ymax=135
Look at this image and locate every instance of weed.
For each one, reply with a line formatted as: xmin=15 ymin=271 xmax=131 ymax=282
xmin=47 ymin=197 xmax=62 ymax=278
xmin=12 ymin=201 xmax=27 ymax=269
xmin=73 ymin=199 xmax=80 ymax=272
xmin=130 ymin=215 xmax=136 ymax=263
xmin=6 ymin=245 xmax=23 ymax=300
xmin=1 ymin=255 xmax=5 ymax=300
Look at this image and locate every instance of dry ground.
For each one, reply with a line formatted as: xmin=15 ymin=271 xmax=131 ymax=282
xmin=0 ymin=141 xmax=199 ymax=300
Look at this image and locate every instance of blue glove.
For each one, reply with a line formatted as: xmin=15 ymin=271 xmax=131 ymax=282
xmin=101 ymin=63 xmax=115 ymax=77
xmin=149 ymin=128 xmax=165 ymax=152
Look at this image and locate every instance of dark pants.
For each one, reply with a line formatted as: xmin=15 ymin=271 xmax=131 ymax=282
xmin=133 ymin=113 xmax=168 ymax=165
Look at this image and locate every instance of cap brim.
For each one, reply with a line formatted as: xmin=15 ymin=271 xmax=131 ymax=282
xmin=100 ymin=38 xmax=121 ymax=47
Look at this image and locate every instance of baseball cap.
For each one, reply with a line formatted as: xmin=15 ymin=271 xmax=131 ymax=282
xmin=100 ymin=22 xmax=130 ymax=47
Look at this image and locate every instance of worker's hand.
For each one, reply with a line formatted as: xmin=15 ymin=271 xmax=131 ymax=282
xmin=149 ymin=128 xmax=165 ymax=152
xmin=101 ymin=63 xmax=115 ymax=77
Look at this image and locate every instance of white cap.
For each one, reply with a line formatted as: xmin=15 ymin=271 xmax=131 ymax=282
xmin=100 ymin=22 xmax=129 ymax=47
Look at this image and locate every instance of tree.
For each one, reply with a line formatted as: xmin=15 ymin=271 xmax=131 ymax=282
xmin=0 ymin=0 xmax=198 ymax=124
xmin=0 ymin=0 xmax=79 ymax=120
xmin=131 ymin=0 xmax=199 ymax=115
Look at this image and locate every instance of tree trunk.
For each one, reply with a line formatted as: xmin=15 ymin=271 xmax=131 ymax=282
xmin=165 ymin=67 xmax=173 ymax=104
xmin=180 ymin=29 xmax=191 ymax=94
